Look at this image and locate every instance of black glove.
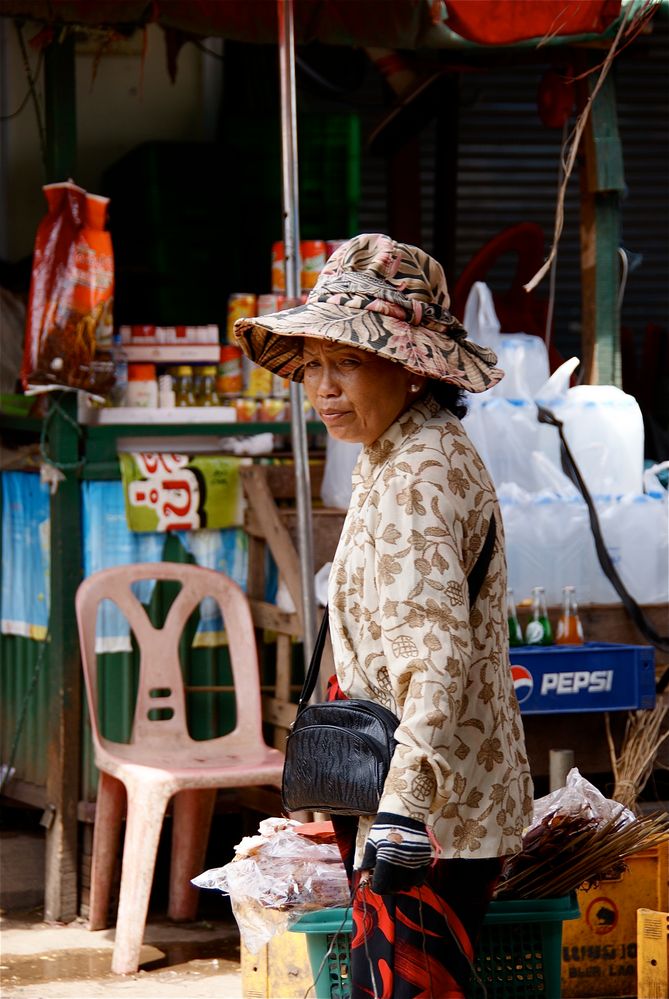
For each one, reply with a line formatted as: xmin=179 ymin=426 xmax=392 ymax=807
xmin=360 ymin=812 xmax=433 ymax=895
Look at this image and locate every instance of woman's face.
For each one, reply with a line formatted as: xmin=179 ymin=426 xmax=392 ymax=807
xmin=302 ymin=338 xmax=422 ymax=446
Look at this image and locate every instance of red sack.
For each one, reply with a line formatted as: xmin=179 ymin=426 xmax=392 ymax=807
xmin=21 ymin=181 xmax=115 ymax=397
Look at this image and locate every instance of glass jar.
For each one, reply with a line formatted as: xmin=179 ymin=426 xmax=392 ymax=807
xmin=197 ymin=366 xmax=219 ymax=406
xmin=125 ymin=363 xmax=158 ymax=408
xmin=174 ymin=365 xmax=196 ymax=407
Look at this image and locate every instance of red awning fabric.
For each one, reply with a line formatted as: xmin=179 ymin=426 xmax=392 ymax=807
xmin=442 ymin=1 xmax=622 ymax=46
xmin=1 ymin=0 xmax=438 ymax=48
xmin=1 ymin=0 xmax=625 ymax=49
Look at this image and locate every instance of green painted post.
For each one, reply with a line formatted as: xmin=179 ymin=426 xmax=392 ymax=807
xmin=43 ymin=32 xmax=82 ymax=924
xmin=579 ymin=61 xmax=625 ymax=387
xmin=44 ymin=31 xmax=76 ymax=182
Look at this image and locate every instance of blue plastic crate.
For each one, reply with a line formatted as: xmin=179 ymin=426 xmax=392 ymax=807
xmin=509 ymin=642 xmax=655 ymax=714
xmin=292 ymin=894 xmax=580 ymax=999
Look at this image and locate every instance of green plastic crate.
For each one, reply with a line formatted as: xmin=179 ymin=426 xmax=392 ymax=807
xmin=292 ymin=893 xmax=580 ymax=999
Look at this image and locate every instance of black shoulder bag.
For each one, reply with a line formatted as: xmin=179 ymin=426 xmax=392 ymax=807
xmin=281 ymin=515 xmax=497 ymax=816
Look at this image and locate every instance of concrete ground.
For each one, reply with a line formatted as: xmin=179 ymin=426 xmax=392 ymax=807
xmin=1 ymin=819 xmax=246 ymax=998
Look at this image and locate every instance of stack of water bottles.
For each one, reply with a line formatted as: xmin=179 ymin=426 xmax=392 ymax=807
xmin=461 ymin=282 xmax=669 ymax=610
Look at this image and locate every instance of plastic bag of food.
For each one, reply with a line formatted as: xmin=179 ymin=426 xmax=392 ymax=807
xmin=531 ymin=768 xmax=636 ymax=829
xmin=495 ymin=769 xmax=640 ymax=898
xmin=21 ymin=181 xmax=115 ymax=397
xmin=192 ymin=817 xmax=350 ymax=953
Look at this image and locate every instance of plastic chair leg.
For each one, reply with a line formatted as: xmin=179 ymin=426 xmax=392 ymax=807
xmin=111 ymin=778 xmax=172 ymax=975
xmin=88 ymin=772 xmax=126 ymax=931
xmin=167 ymin=787 xmax=217 ymax=922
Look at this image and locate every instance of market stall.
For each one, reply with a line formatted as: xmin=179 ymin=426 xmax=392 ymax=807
xmin=0 ymin=0 xmax=667 ymax=931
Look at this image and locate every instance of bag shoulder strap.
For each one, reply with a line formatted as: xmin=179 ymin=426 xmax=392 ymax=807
xmin=468 ymin=512 xmax=497 ymax=608
xmin=538 ymin=404 xmax=669 ymax=692
xmin=296 ymin=514 xmax=497 ymax=714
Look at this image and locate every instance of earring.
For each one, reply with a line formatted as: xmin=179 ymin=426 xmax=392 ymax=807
xmin=410 ymin=384 xmax=420 ymax=393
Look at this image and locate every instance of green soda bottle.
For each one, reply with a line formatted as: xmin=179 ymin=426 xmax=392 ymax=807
xmin=507 ymin=588 xmax=524 ymax=646
xmin=525 ymin=586 xmax=553 ymax=645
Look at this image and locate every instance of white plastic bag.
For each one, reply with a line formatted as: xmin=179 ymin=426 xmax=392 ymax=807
xmin=463 ymin=281 xmax=501 ymax=354
xmin=193 ymin=818 xmax=349 ymax=953
xmin=320 ymin=436 xmax=361 ymax=509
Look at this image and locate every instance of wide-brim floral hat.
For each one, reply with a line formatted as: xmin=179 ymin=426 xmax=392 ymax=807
xmin=234 ymin=233 xmax=503 ymax=394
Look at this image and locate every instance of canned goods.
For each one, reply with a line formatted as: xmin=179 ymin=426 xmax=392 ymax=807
xmin=257 ymin=293 xmax=282 ymax=316
xmin=272 ymin=373 xmax=290 ymax=398
xmin=235 ymin=398 xmax=258 ymax=422
xmin=217 ymin=345 xmax=243 ymax=396
xmin=271 ymin=242 xmax=286 ymax=293
xmin=226 ymin=292 xmax=257 ymax=341
xmin=245 ymin=359 xmax=273 ymax=398
xmin=272 ymin=241 xmax=327 ymax=293
xmin=300 ymin=240 xmax=327 ymax=291
xmin=258 ymin=397 xmax=289 ymax=422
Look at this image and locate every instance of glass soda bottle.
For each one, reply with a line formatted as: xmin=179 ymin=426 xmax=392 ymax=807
xmin=507 ymin=588 xmax=524 ymax=646
xmin=556 ymin=585 xmax=584 ymax=645
xmin=525 ymin=586 xmax=553 ymax=645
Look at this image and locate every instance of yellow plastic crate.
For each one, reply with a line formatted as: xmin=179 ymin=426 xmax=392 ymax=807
xmin=241 ymin=929 xmax=313 ymax=998
xmin=561 ymin=841 xmax=669 ymax=998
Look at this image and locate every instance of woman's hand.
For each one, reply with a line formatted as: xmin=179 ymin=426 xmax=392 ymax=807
xmin=360 ymin=812 xmax=432 ymax=894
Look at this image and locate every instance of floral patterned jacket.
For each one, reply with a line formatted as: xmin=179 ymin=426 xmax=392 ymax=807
xmin=328 ymin=394 xmax=534 ymax=865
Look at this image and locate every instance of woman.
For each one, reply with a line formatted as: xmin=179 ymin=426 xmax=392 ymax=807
xmin=235 ymin=234 xmax=533 ymax=998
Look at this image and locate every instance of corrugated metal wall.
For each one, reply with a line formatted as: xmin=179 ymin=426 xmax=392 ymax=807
xmin=0 ymin=635 xmax=50 ymax=791
xmin=358 ymin=12 xmax=669 ymax=362
xmin=0 ymin=489 xmax=238 ymax=802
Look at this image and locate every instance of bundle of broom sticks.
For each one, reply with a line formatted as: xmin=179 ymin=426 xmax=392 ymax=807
xmin=496 ymin=805 xmax=669 ymax=900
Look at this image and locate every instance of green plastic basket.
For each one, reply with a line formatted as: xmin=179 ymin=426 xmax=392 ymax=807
xmin=292 ymin=894 xmax=580 ymax=999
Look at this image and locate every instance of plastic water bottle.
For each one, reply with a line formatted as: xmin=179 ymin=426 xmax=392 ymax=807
xmin=111 ymin=332 xmax=128 ymax=407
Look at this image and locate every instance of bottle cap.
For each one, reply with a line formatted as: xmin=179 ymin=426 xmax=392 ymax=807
xmin=127 ymin=363 xmax=156 ymax=380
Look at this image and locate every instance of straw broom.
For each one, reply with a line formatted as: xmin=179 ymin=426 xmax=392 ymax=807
xmin=605 ymin=693 xmax=669 ymax=813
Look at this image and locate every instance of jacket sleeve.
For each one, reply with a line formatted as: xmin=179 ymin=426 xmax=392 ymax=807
xmin=373 ymin=466 xmax=486 ymax=824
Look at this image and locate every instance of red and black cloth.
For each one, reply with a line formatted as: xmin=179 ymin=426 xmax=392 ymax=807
xmin=327 ymin=674 xmax=502 ymax=999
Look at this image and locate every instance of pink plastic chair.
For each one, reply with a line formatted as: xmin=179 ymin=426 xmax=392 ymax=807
xmin=76 ymin=562 xmax=285 ymax=975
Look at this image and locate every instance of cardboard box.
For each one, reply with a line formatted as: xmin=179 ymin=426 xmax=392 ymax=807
xmin=561 ymin=842 xmax=669 ymax=998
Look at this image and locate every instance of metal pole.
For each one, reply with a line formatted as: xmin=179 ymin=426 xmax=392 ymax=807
xmin=549 ymin=749 xmax=575 ymax=792
xmin=277 ymin=0 xmax=317 ymax=667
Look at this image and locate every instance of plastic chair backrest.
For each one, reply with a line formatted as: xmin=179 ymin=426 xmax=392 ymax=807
xmin=76 ymin=562 xmax=264 ymax=756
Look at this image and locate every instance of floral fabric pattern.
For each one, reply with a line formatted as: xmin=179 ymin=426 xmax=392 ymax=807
xmin=234 ymin=233 xmax=504 ymax=394
xmin=328 ymin=395 xmax=534 ymax=866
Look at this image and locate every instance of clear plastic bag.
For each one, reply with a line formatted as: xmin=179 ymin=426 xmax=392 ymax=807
xmin=192 ymin=818 xmax=350 ymax=953
xmin=531 ymin=768 xmax=636 ymax=830
xmin=320 ymin=436 xmax=361 ymax=509
xmin=463 ymin=281 xmax=501 ymax=354
xmin=496 ymin=769 xmax=639 ymax=898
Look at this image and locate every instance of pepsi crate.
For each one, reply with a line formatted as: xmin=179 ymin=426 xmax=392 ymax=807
xmin=509 ymin=642 xmax=655 ymax=714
